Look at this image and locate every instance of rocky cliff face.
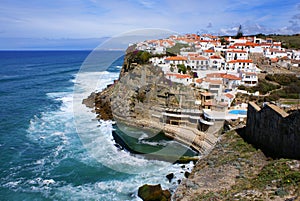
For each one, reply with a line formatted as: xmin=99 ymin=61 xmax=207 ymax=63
xmin=83 ymin=50 xmax=198 ymax=123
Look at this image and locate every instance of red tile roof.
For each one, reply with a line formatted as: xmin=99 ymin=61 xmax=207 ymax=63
xmin=227 ymin=59 xmax=253 ymax=63
xmin=204 ymin=49 xmax=214 ymax=53
xmin=227 ymin=50 xmax=247 ymax=53
xmin=165 ymin=56 xmax=187 ymax=61
xmin=195 ymin=78 xmax=203 ymax=83
xmin=222 ymin=74 xmax=241 ymax=80
xmin=190 ymin=56 xmax=208 ymax=61
xmin=201 ymin=92 xmax=213 ymax=96
xmin=225 ymin=93 xmax=234 ymax=99
xmin=166 ymin=73 xmax=191 ymax=79
xmin=206 ymin=73 xmax=226 ymax=78
xmin=210 ymin=55 xmax=222 ymax=59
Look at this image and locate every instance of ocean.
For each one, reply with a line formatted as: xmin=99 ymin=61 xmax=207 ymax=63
xmin=0 ymin=51 xmax=194 ymax=200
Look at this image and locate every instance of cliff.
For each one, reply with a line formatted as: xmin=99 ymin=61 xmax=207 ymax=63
xmin=173 ymin=130 xmax=300 ymax=200
xmin=82 ymin=49 xmax=215 ymax=154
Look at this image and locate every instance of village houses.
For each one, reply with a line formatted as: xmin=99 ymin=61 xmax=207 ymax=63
xmin=141 ymin=33 xmax=299 ymax=108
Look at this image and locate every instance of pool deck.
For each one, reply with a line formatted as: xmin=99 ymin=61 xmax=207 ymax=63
xmin=203 ymin=108 xmax=247 ymax=121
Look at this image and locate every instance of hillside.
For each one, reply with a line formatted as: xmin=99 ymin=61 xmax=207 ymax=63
xmin=253 ymin=34 xmax=300 ymax=49
xmin=174 ymin=130 xmax=300 ymax=200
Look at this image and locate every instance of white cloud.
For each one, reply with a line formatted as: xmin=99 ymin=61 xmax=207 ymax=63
xmin=0 ymin=0 xmax=299 ymax=43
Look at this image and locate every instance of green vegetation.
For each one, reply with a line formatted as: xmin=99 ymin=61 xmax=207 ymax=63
xmin=177 ymin=64 xmax=187 ymax=74
xmin=220 ymin=37 xmax=229 ymax=45
xmin=238 ymin=79 xmax=280 ymax=95
xmin=238 ymin=74 xmax=300 ymax=102
xmin=191 ymin=131 xmax=300 ymax=200
xmin=166 ymin=42 xmax=189 ymax=55
xmin=127 ymin=50 xmax=151 ymax=65
xmin=266 ymin=74 xmax=298 ymax=86
xmin=253 ymin=34 xmax=300 ymax=49
xmin=253 ymin=159 xmax=300 ymax=190
xmin=268 ymin=74 xmax=300 ymax=100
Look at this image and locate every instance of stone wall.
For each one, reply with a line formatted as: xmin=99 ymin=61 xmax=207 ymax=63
xmin=245 ymin=102 xmax=300 ymax=159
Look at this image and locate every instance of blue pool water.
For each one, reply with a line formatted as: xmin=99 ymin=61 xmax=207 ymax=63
xmin=229 ymin=110 xmax=247 ymax=115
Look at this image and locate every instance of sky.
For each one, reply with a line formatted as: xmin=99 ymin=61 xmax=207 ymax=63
xmin=0 ymin=0 xmax=299 ymax=50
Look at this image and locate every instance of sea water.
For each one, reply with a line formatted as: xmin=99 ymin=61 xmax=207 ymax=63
xmin=0 ymin=51 xmax=194 ymax=200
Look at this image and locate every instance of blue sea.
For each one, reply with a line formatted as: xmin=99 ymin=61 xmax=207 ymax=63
xmin=0 ymin=51 xmax=194 ymax=200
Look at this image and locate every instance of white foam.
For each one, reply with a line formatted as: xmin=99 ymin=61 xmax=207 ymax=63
xmin=22 ymin=68 xmax=194 ymax=200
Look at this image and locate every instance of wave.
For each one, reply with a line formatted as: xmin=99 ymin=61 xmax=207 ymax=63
xmin=2 ymin=67 xmax=193 ymax=200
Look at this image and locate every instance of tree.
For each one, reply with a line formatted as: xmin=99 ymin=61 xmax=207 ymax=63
xmin=220 ymin=37 xmax=229 ymax=45
xmin=177 ymin=64 xmax=187 ymax=74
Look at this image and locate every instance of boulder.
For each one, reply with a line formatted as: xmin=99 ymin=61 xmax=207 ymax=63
xmin=184 ymin=171 xmax=190 ymax=178
xmin=166 ymin=173 xmax=174 ymax=183
xmin=138 ymin=184 xmax=171 ymax=201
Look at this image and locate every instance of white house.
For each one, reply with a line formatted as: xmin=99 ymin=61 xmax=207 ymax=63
xmin=149 ymin=56 xmax=167 ymax=65
xmin=165 ymin=73 xmax=193 ymax=85
xmin=225 ymin=59 xmax=254 ymax=72
xmin=203 ymin=49 xmax=215 ymax=57
xmin=208 ymin=79 xmax=223 ymax=99
xmin=188 ymin=56 xmax=209 ymax=70
xmin=292 ymin=50 xmax=300 ymax=60
xmin=165 ymin=56 xmax=188 ymax=66
xmin=264 ymin=48 xmax=287 ymax=59
xmin=226 ymin=50 xmax=248 ymax=61
xmin=220 ymin=93 xmax=235 ymax=108
xmin=240 ymin=71 xmax=258 ymax=86
xmin=222 ymin=74 xmax=241 ymax=89
xmin=209 ymin=55 xmax=224 ymax=70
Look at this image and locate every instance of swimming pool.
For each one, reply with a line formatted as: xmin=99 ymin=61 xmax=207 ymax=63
xmin=229 ymin=109 xmax=247 ymax=115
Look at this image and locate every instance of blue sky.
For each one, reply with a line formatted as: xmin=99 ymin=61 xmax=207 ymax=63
xmin=0 ymin=0 xmax=299 ymax=49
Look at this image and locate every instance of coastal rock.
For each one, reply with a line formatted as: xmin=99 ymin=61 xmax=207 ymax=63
xmin=184 ymin=171 xmax=190 ymax=178
xmin=138 ymin=184 xmax=171 ymax=201
xmin=166 ymin=173 xmax=174 ymax=183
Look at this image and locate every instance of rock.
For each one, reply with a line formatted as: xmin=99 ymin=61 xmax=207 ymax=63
xmin=166 ymin=173 xmax=174 ymax=183
xmin=184 ymin=171 xmax=190 ymax=178
xmin=138 ymin=184 xmax=171 ymax=201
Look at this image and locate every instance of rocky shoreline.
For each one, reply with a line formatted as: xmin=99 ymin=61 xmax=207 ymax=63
xmin=82 ymin=51 xmax=224 ymax=200
xmin=82 ymin=52 xmax=300 ymax=200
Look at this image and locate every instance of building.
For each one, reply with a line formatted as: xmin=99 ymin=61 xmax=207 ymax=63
xmin=188 ymin=56 xmax=209 ymax=70
xmin=226 ymin=50 xmax=248 ymax=61
xmin=209 ymin=55 xmax=224 ymax=70
xmin=165 ymin=56 xmax=188 ymax=66
xmin=240 ymin=71 xmax=258 ymax=86
xmin=166 ymin=73 xmax=193 ymax=85
xmin=225 ymin=59 xmax=254 ymax=72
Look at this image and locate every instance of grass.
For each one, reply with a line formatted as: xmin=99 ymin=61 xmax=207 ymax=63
xmin=166 ymin=43 xmax=189 ymax=55
xmin=189 ymin=131 xmax=300 ymax=200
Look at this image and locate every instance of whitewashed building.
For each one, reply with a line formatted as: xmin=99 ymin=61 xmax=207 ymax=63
xmin=226 ymin=50 xmax=248 ymax=61
xmin=165 ymin=56 xmax=187 ymax=66
xmin=209 ymin=55 xmax=224 ymax=70
xmin=188 ymin=56 xmax=209 ymax=70
xmin=240 ymin=71 xmax=258 ymax=86
xmin=165 ymin=73 xmax=193 ymax=85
